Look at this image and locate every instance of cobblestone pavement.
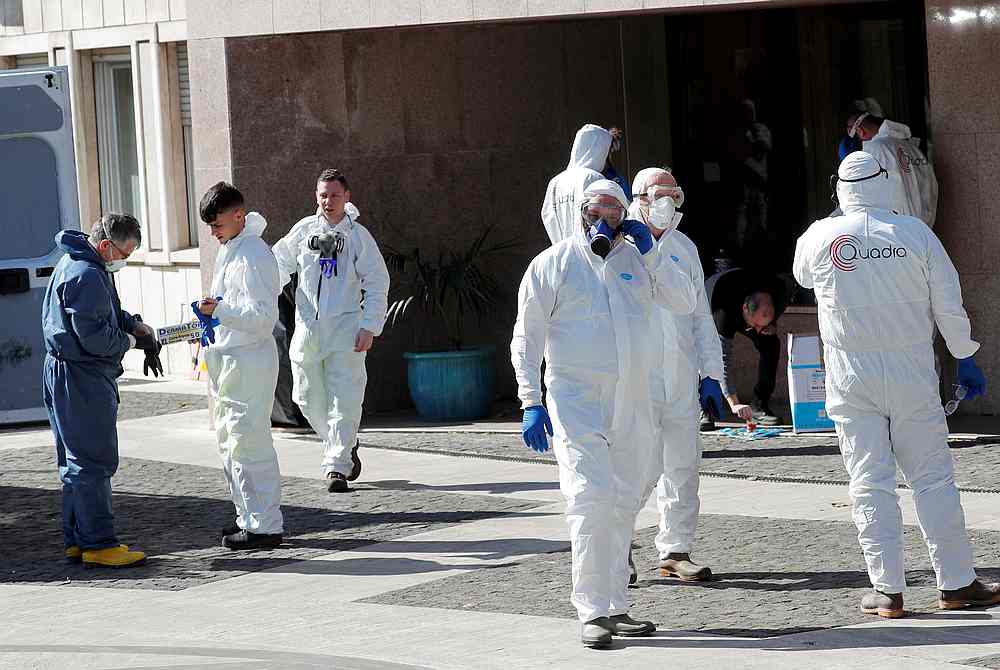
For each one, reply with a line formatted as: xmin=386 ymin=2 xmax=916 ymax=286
xmin=1 ymin=447 xmax=541 ymax=590
xmin=355 ymin=431 xmax=1000 ymax=492
xmin=363 ymin=514 xmax=1000 ymax=638
xmin=116 ymin=391 xmax=208 ymax=421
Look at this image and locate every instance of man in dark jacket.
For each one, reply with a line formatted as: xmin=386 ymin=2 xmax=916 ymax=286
xmin=42 ymin=214 xmax=162 ymax=568
xmin=704 ymin=267 xmax=787 ymax=427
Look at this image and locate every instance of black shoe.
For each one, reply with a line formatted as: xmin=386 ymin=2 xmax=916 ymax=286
xmin=699 ymin=409 xmax=717 ymax=432
xmin=606 ymin=613 xmax=656 ymax=637
xmin=580 ymin=618 xmax=613 ymax=649
xmin=221 ymin=524 xmax=240 ymax=537
xmin=751 ymin=401 xmax=781 ymax=426
xmin=222 ymin=530 xmax=283 ymax=551
xmin=326 ymin=471 xmax=349 ymax=493
xmin=347 ymin=440 xmax=362 ymax=482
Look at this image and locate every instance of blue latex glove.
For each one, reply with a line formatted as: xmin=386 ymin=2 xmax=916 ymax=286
xmin=699 ymin=377 xmax=725 ymax=417
xmin=621 ymin=219 xmax=654 ymax=255
xmin=521 ymin=405 xmax=553 ymax=453
xmin=957 ymin=357 xmax=987 ymax=400
xmin=191 ymin=298 xmax=222 ymax=347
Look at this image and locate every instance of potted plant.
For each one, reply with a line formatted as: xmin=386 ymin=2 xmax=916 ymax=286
xmin=383 ymin=225 xmax=517 ymax=421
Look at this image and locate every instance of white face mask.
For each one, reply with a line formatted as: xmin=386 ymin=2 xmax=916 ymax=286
xmin=106 ymin=259 xmax=127 ymax=273
xmin=648 ymin=197 xmax=683 ymax=235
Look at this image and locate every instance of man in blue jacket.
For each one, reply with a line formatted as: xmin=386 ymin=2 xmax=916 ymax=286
xmin=42 ymin=213 xmax=162 ymax=568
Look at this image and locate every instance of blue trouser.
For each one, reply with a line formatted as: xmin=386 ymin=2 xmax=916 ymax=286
xmin=42 ymin=354 xmax=120 ymax=550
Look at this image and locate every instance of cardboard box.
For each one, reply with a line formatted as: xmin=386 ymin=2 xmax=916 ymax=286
xmin=787 ymin=333 xmax=835 ymax=433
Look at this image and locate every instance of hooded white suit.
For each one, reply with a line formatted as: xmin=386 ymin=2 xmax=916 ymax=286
xmin=512 ymin=180 xmax=697 ymax=622
xmin=863 ymin=119 xmax=938 ymax=228
xmin=207 ymin=212 xmax=284 ymax=534
xmin=793 ymin=152 xmax=977 ymax=594
xmin=541 ymin=124 xmax=612 ymax=245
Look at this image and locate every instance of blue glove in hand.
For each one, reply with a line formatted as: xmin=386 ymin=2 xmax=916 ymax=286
xmin=699 ymin=377 xmax=724 ymax=417
xmin=958 ymin=357 xmax=987 ymax=399
xmin=621 ymin=219 xmax=654 ymax=255
xmin=191 ymin=299 xmax=222 ymax=347
xmin=521 ymin=405 xmax=553 ymax=453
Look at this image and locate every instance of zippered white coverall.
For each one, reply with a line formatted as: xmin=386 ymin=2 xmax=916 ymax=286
xmin=272 ymin=208 xmax=390 ymax=477
xmin=206 ymin=212 xmax=284 ymax=534
xmin=793 ymin=151 xmax=978 ymax=594
xmin=512 ymin=182 xmax=697 ymax=622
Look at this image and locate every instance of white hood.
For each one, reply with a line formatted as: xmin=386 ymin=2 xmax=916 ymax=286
xmin=567 ymin=124 xmax=612 ymax=172
xmin=876 ymin=119 xmax=912 ymax=140
xmin=836 ymin=151 xmax=893 ymax=212
xmin=243 ymin=211 xmax=267 ymax=238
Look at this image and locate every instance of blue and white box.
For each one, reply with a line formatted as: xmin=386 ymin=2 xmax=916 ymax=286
xmin=787 ymin=333 xmax=835 ymax=433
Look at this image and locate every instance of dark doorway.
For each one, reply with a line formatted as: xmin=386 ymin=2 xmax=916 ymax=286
xmin=665 ymin=1 xmax=929 ymax=299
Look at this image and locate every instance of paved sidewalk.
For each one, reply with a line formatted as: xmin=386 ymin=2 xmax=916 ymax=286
xmin=3 ymin=381 xmax=1000 ymax=669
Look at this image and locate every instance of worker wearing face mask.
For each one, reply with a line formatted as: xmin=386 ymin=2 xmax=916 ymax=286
xmin=272 ymin=169 xmax=390 ymax=493
xmin=627 ymin=167 xmax=725 ymax=584
xmin=41 ymin=214 xmax=162 ymax=568
xmin=512 ymin=179 xmax=697 ymax=648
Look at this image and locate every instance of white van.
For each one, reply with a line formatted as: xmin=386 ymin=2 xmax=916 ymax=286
xmin=0 ymin=66 xmax=80 ymax=424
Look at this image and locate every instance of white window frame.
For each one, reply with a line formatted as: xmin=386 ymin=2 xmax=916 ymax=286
xmin=93 ymin=53 xmax=140 ymax=229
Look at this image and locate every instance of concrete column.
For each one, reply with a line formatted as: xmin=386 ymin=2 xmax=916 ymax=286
xmin=149 ymin=27 xmax=178 ymax=253
xmin=187 ymin=37 xmax=231 ymax=292
xmin=926 ymin=2 xmax=1000 ymax=414
xmin=130 ymin=40 xmax=151 ymax=245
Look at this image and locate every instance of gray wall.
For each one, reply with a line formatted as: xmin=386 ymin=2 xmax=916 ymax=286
xmin=212 ymin=16 xmax=670 ymax=412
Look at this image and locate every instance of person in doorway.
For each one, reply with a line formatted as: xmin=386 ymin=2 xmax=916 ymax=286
xmin=603 ymin=127 xmax=632 ymax=200
xmin=846 ymin=112 xmax=938 ymax=228
xmin=272 ymin=169 xmax=390 ymax=493
xmin=541 ymin=124 xmax=612 ymax=244
xmin=512 ymin=179 xmax=697 ymax=648
xmin=197 ymin=182 xmax=284 ymax=550
xmin=703 ymin=267 xmax=787 ymax=428
xmin=794 ymin=150 xmax=999 ymax=617
xmin=627 ymin=167 xmax=724 ymax=584
xmin=42 ymin=214 xmax=162 ymax=568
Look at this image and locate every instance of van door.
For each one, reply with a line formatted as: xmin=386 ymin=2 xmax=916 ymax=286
xmin=0 ymin=66 xmax=80 ymax=424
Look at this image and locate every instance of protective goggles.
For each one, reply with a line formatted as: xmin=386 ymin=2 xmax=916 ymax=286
xmin=642 ymin=185 xmax=682 ymax=202
xmin=847 ymin=112 xmax=870 ymax=139
xmin=944 ymin=385 xmax=968 ymax=416
xmin=581 ymin=200 xmax=626 ymax=225
xmin=828 ymin=159 xmax=888 ymax=202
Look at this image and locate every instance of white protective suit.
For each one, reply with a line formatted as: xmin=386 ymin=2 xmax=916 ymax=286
xmin=625 ymin=176 xmax=725 ymax=558
xmin=541 ymin=124 xmax=611 ymax=244
xmin=206 ymin=212 xmax=284 ymax=535
xmin=793 ymin=151 xmax=978 ymax=594
xmin=272 ymin=207 xmax=390 ymax=476
xmin=511 ymin=180 xmax=697 ymax=623
xmin=863 ymin=119 xmax=938 ymax=228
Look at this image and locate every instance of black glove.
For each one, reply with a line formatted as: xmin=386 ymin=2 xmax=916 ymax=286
xmin=142 ymin=341 xmax=164 ymax=378
xmin=132 ymin=318 xmax=164 ymax=378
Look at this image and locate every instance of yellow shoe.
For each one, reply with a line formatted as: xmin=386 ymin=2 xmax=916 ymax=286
xmin=82 ymin=545 xmax=146 ymax=569
xmin=66 ymin=544 xmax=130 ymax=563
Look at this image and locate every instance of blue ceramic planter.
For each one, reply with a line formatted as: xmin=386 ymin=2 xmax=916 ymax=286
xmin=403 ymin=346 xmax=496 ymax=421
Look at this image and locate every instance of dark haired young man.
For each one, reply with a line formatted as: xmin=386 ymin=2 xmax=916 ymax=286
xmin=196 ymin=182 xmax=285 ymax=550
xmin=272 ymin=170 xmax=390 ymax=493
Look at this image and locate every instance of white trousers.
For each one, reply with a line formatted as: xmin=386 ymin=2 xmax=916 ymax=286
xmin=652 ymin=368 xmax=702 ymax=558
xmin=207 ymin=341 xmax=284 ymax=535
xmin=547 ymin=374 xmax=656 ymax=623
xmin=292 ymin=349 xmax=367 ymax=476
xmin=825 ymin=344 xmax=976 ymax=593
